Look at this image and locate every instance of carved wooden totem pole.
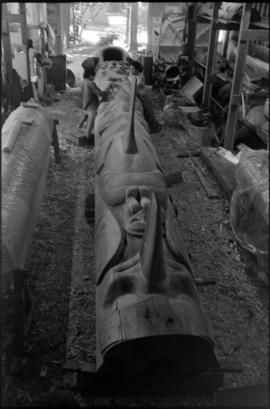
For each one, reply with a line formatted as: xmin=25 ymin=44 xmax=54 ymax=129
xmin=94 ymin=56 xmax=220 ymax=376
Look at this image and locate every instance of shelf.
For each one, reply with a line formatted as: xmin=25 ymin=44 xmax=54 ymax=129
xmin=189 ymin=3 xmax=268 ymax=151
xmin=196 ymin=15 xmax=240 ymax=30
xmin=249 ymin=19 xmax=269 ymax=30
xmin=194 ymin=59 xmax=228 ymax=83
xmin=197 ymin=15 xmax=269 ymax=32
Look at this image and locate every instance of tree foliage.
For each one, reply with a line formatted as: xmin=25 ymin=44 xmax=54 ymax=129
xmin=70 ymin=2 xmax=107 ymax=42
xmin=107 ymin=3 xmax=129 ymax=13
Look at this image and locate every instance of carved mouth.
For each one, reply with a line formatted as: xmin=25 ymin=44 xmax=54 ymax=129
xmin=125 ymin=209 xmax=146 ymax=236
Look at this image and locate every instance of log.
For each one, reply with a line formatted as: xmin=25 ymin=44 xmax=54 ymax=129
xmin=94 ymin=50 xmax=221 ymax=377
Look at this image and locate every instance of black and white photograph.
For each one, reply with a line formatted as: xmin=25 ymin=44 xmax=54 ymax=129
xmin=1 ymin=2 xmax=269 ymax=407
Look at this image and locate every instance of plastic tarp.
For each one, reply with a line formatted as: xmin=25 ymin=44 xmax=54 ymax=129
xmin=159 ymin=12 xmax=186 ymax=63
xmin=1 ymin=105 xmax=53 ymax=297
xmin=230 ymin=149 xmax=269 ymax=271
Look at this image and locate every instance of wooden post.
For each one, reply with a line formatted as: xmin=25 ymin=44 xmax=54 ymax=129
xmin=147 ymin=2 xmax=152 ymax=54
xmin=55 ymin=2 xmax=62 ymax=54
xmin=186 ymin=3 xmax=198 ymax=80
xmin=126 ymin=4 xmax=130 ymax=47
xmin=223 ymin=3 xmax=251 ymax=151
xmin=129 ymin=2 xmax=138 ymax=53
xmin=19 ymin=3 xmax=31 ymax=84
xmin=202 ymin=3 xmax=220 ymax=109
xmin=1 ymin=3 xmax=13 ymax=111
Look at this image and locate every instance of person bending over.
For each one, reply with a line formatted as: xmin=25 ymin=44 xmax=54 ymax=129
xmin=80 ymin=66 xmax=110 ymax=144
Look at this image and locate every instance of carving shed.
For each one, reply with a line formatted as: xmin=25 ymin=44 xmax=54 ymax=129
xmin=1 ymin=2 xmax=269 ymax=408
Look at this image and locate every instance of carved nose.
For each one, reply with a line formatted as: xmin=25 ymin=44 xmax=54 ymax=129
xmin=140 ymin=192 xmax=166 ymax=285
xmin=139 ymin=186 xmax=151 ymax=218
xmin=125 ymin=186 xmax=140 ymax=214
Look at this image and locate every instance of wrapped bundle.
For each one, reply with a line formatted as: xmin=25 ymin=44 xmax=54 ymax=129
xmin=1 ymin=105 xmax=53 ymax=297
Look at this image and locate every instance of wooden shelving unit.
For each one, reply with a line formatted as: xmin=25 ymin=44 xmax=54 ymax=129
xmin=186 ymin=2 xmax=269 ymax=151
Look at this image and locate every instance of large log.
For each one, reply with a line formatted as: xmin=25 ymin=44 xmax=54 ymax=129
xmin=1 ymin=105 xmax=53 ymax=297
xmin=94 ymin=56 xmax=220 ymax=376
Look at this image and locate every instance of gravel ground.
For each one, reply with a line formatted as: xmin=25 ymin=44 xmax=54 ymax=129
xmin=1 ymin=44 xmax=268 ymax=408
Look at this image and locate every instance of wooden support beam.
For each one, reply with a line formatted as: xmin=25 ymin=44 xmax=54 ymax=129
xmin=200 ymin=147 xmax=237 ymax=197
xmin=202 ymin=3 xmax=220 ymax=110
xmin=2 ymin=3 xmax=13 ymax=111
xmin=223 ymin=3 xmax=252 ymax=151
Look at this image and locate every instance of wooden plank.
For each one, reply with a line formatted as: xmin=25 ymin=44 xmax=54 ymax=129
xmin=185 ymin=153 xmax=220 ymax=199
xmin=217 ymin=383 xmax=268 ymax=407
xmin=254 ymin=17 xmax=269 ymax=29
xmin=215 ymin=20 xmax=241 ymax=31
xmin=194 ymin=58 xmax=206 ymax=70
xmin=75 ymin=356 xmax=242 ymax=397
xmin=196 ymin=14 xmax=241 ymax=31
xmin=65 ymin=131 xmax=87 ymax=146
xmin=77 ymin=369 xmax=224 ymax=397
xmin=200 ymin=147 xmax=237 ymax=197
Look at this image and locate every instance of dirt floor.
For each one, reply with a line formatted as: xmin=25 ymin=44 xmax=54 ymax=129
xmin=1 ymin=43 xmax=268 ymax=407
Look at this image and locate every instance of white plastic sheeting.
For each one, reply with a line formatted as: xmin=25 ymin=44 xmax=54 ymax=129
xmin=1 ymin=104 xmax=53 ymax=297
xmin=230 ymin=149 xmax=269 ymax=271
